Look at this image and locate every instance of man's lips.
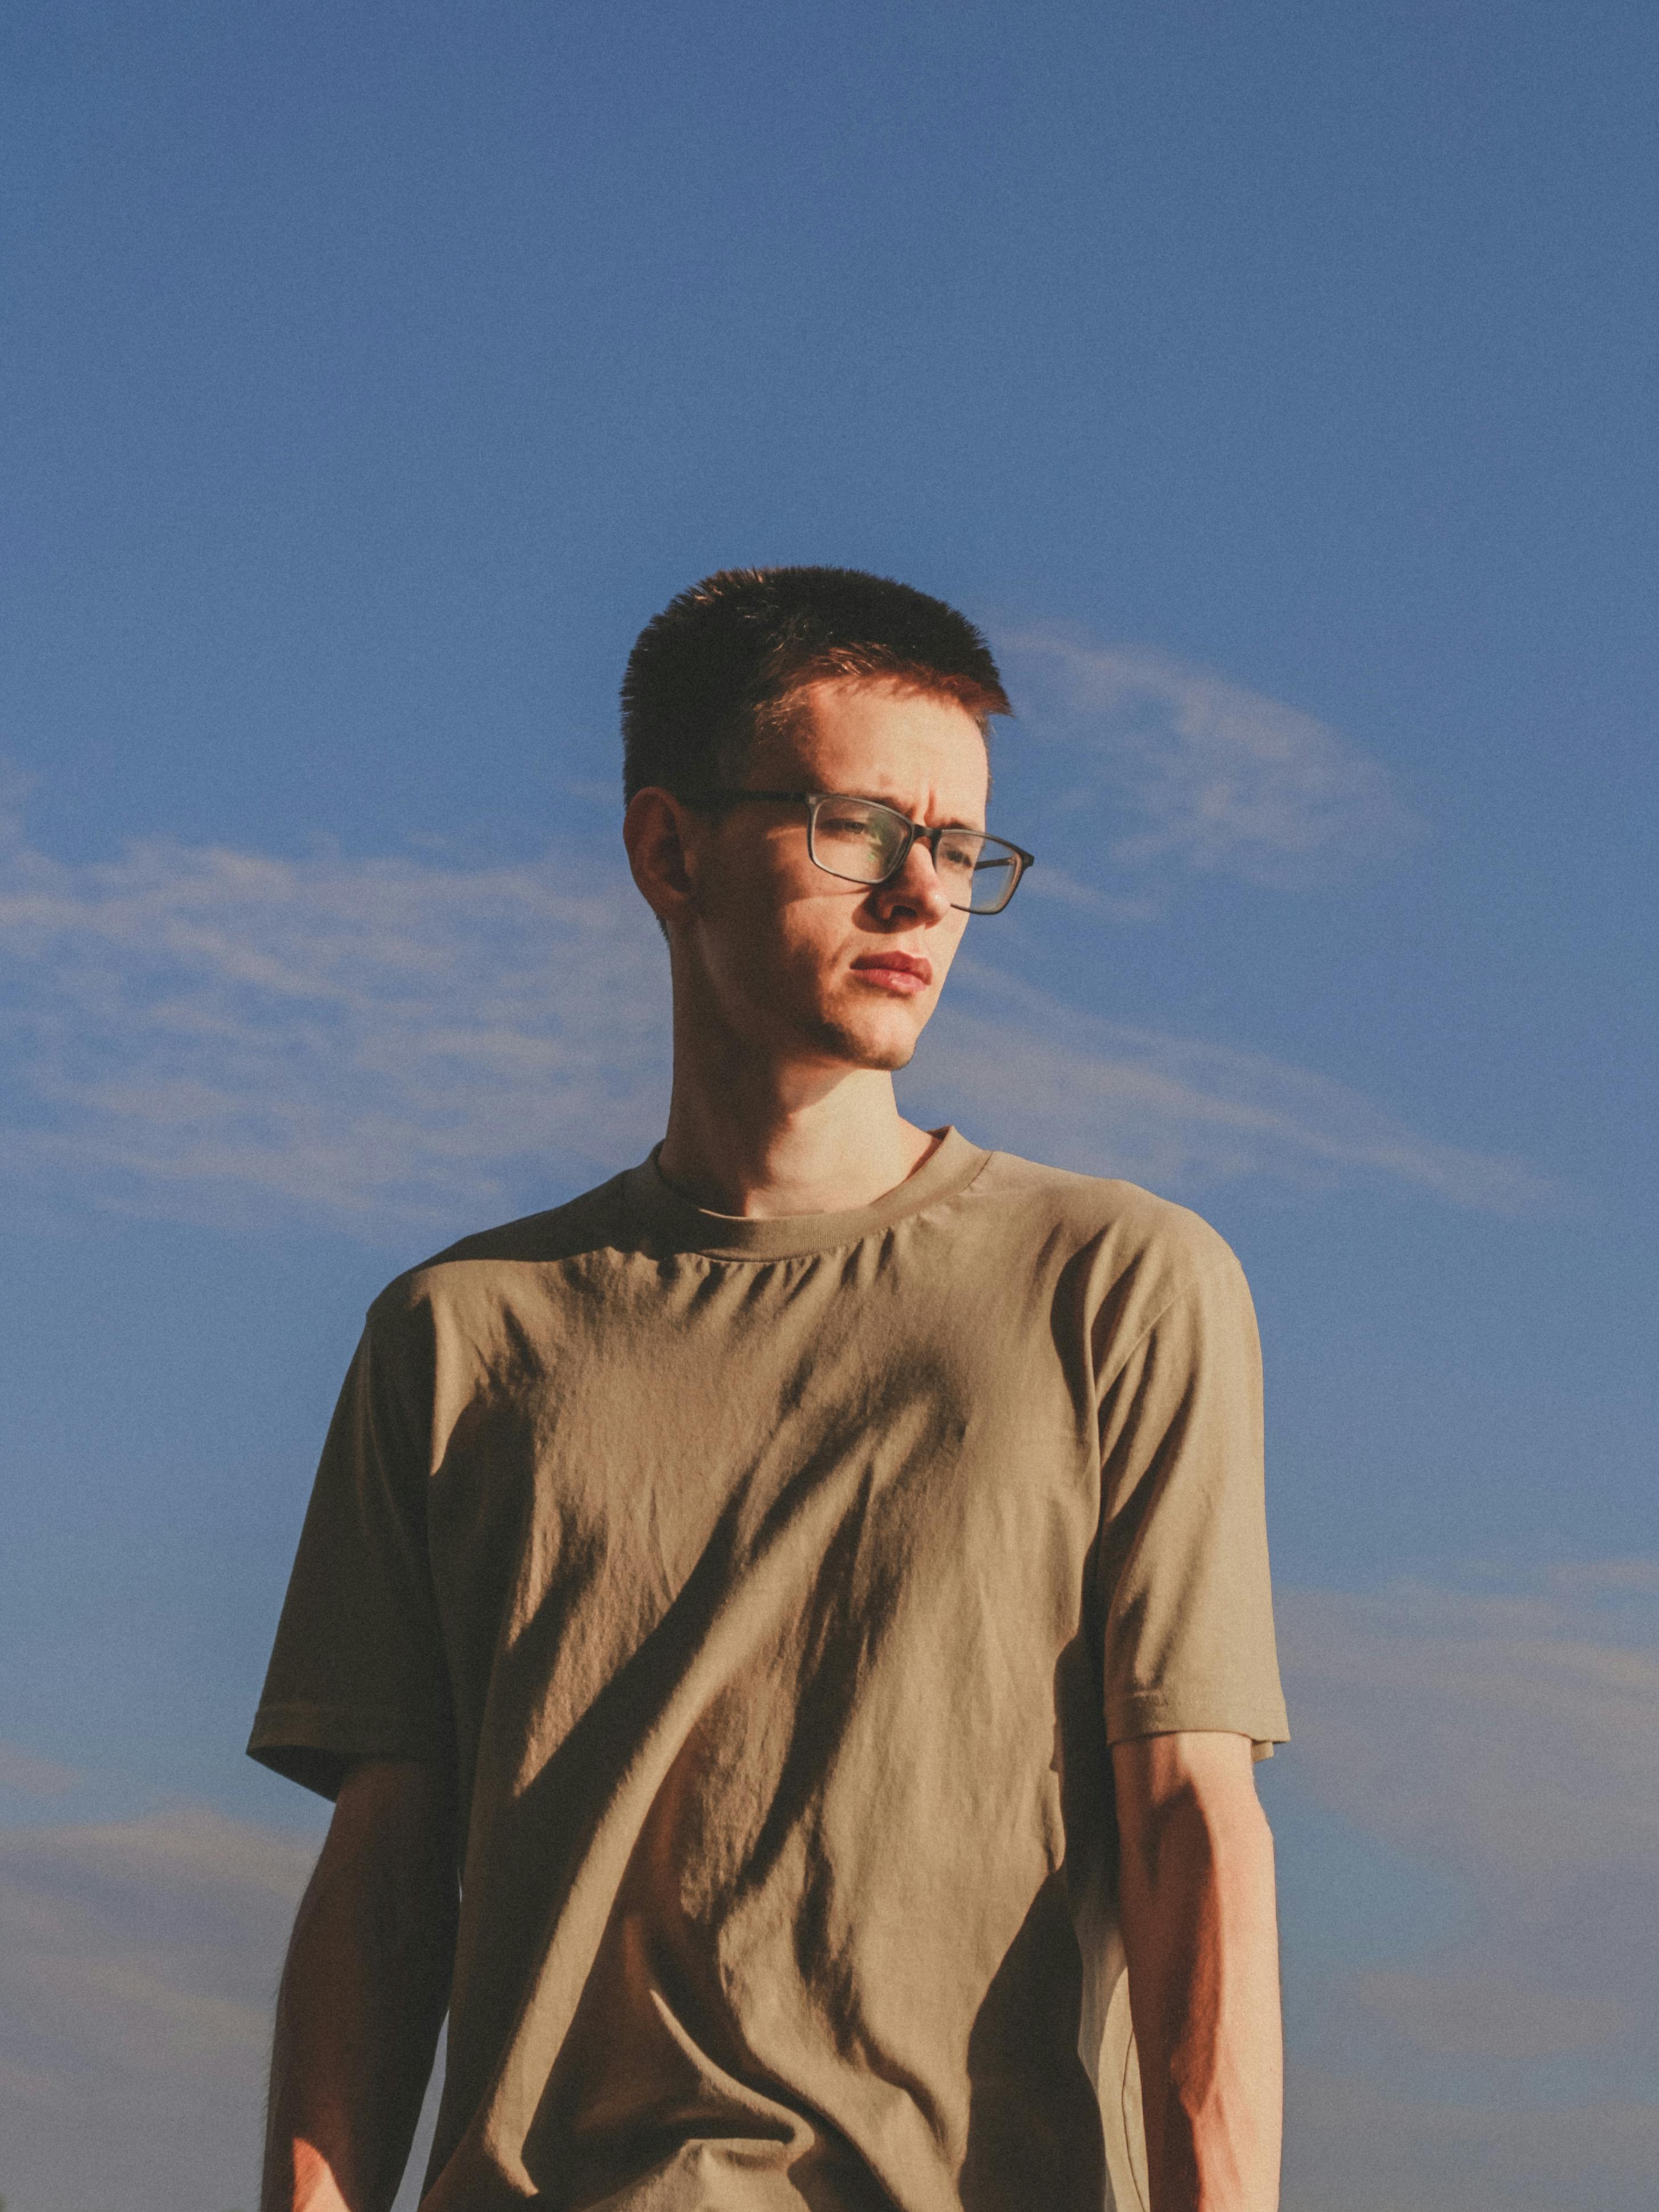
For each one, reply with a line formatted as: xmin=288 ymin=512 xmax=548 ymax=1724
xmin=850 ymin=951 xmax=933 ymax=996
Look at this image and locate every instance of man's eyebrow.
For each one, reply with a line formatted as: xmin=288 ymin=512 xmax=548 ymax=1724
xmin=837 ymin=787 xmax=984 ymax=829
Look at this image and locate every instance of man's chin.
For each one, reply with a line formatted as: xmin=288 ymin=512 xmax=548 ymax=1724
xmin=801 ymin=1009 xmax=923 ymax=1073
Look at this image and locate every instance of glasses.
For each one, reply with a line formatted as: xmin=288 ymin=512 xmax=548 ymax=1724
xmin=699 ymin=789 xmax=1035 ymax=915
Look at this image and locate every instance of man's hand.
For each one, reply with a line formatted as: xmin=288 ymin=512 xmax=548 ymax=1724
xmin=261 ymin=1759 xmax=458 ymax=2212
xmin=1112 ymin=1730 xmax=1282 ymax=2212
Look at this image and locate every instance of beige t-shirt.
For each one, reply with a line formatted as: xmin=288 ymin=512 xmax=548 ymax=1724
xmin=250 ymin=1129 xmax=1288 ymax=2212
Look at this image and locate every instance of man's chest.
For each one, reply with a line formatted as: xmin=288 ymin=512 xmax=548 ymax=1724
xmin=423 ymin=1251 xmax=1104 ymax=1731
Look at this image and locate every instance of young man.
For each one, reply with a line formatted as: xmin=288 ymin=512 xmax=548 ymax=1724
xmin=252 ymin=567 xmax=1288 ymax=2212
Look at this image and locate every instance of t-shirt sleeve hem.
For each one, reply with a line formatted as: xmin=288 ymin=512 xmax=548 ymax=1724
xmin=1106 ymin=1684 xmax=1290 ymax=1761
xmin=246 ymin=1703 xmax=452 ymax=1801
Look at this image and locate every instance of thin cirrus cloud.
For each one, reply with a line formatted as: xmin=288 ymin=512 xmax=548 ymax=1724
xmin=1001 ymin=632 xmax=1426 ymax=885
xmin=0 ymin=791 xmax=673 ymax=1231
xmin=1276 ymin=1562 xmax=1659 ymax=1890
xmin=0 ymin=1804 xmax=317 ymax=2212
xmin=0 ymin=1740 xmax=79 ymax=1798
xmin=1269 ymin=1559 xmax=1659 ymax=2212
xmin=912 ymin=962 xmax=1557 ymax=1217
xmin=0 ymin=790 xmax=1549 ymax=1236
xmin=1282 ymin=2066 xmax=1659 ymax=2212
xmin=1347 ymin=1970 xmax=1627 ymax=2065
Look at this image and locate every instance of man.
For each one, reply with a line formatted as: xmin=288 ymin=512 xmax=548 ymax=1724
xmin=252 ymin=567 xmax=1288 ymax=2212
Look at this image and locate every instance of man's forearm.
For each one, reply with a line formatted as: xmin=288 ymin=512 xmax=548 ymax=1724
xmin=262 ymin=1762 xmax=458 ymax=2212
xmin=1114 ymin=1734 xmax=1282 ymax=2212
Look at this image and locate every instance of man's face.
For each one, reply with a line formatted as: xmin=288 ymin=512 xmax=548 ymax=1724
xmin=682 ymin=677 xmax=990 ymax=1074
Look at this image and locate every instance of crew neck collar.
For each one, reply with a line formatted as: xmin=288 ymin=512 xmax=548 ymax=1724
xmin=621 ymin=1126 xmax=989 ymax=1261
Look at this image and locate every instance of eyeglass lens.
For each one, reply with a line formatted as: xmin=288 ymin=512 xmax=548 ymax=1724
xmin=808 ymin=798 xmax=1021 ymax=914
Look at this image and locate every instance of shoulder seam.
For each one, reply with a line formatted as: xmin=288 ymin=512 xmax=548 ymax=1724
xmin=1095 ymin=1248 xmax=1245 ymax=1402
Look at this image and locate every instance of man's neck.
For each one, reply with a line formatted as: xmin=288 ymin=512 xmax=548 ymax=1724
xmin=656 ymin=1063 xmax=938 ymax=1219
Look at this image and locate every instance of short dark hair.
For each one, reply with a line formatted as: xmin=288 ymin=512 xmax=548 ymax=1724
xmin=621 ymin=566 xmax=1011 ymax=803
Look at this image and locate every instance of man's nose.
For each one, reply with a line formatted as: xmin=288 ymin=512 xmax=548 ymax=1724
xmin=871 ymin=837 xmax=953 ymax=924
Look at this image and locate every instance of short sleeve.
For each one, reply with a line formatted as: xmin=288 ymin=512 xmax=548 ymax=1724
xmin=1094 ymin=1248 xmax=1289 ymax=1758
xmin=247 ymin=1298 xmax=455 ymax=1799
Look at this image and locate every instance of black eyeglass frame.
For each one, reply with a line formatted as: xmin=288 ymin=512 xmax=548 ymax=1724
xmin=694 ymin=788 xmax=1036 ymax=916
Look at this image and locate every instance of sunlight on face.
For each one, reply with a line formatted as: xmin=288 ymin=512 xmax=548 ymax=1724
xmin=687 ymin=677 xmax=992 ymax=1073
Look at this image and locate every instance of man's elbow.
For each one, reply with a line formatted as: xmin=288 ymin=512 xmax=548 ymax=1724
xmin=1115 ymin=1732 xmax=1273 ymax=1890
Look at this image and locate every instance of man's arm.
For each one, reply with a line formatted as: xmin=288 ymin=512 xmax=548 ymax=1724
xmin=262 ymin=1758 xmax=458 ymax=2212
xmin=1112 ymin=1730 xmax=1282 ymax=2212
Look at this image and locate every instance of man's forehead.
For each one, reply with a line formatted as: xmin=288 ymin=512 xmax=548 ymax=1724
xmin=761 ymin=676 xmax=989 ymax=782
xmin=784 ymin=671 xmax=980 ymax=723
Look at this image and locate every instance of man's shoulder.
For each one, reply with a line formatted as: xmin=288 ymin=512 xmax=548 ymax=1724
xmin=962 ymin=1149 xmax=1257 ymax=1397
xmin=969 ymin=1146 xmax=1242 ymax=1280
xmin=365 ymin=1171 xmax=634 ymax=1331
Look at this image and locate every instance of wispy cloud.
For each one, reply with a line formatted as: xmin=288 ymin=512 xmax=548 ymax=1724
xmin=1013 ymin=860 xmax=1160 ymax=923
xmin=1277 ymin=1563 xmax=1659 ymax=1888
xmin=1270 ymin=1560 xmax=1659 ymax=2207
xmin=1345 ymin=1970 xmax=1628 ymax=2063
xmin=0 ymin=796 xmax=1550 ymax=1234
xmin=0 ymin=1806 xmax=314 ymax=2210
xmin=1002 ymin=632 xmax=1425 ymax=885
xmin=1283 ymin=2067 xmax=1659 ymax=2212
xmin=0 ymin=1793 xmax=446 ymax=2212
xmin=0 ymin=1741 xmax=79 ymax=1798
xmin=908 ymin=963 xmax=1559 ymax=1216
xmin=0 ymin=796 xmax=672 ymax=1231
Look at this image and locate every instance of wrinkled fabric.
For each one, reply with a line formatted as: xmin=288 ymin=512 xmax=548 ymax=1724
xmin=250 ymin=1129 xmax=1288 ymax=2211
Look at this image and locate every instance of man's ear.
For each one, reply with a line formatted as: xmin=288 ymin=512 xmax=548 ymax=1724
xmin=623 ymin=787 xmax=700 ymax=926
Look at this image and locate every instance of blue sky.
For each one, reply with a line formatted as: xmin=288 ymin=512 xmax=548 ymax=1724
xmin=2 ymin=5 xmax=1656 ymax=2207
